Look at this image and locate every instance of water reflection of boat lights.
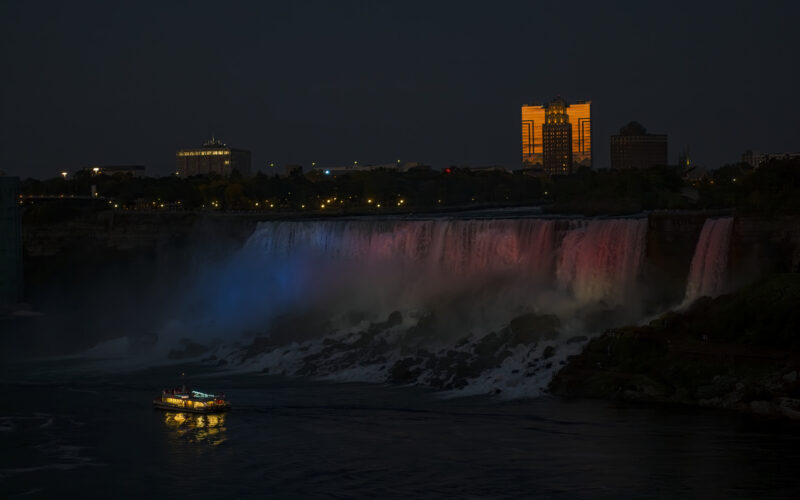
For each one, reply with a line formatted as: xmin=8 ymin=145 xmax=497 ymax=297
xmin=164 ymin=412 xmax=227 ymax=445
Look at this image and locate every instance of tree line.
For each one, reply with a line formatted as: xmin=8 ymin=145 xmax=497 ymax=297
xmin=19 ymin=158 xmax=800 ymax=216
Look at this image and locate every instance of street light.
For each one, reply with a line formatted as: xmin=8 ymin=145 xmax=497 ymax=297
xmin=61 ymin=171 xmax=68 ymax=179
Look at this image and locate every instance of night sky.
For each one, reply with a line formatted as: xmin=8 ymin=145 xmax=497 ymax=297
xmin=1 ymin=1 xmax=797 ymax=178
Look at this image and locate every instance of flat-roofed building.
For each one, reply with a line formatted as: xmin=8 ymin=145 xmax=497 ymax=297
xmin=610 ymin=122 xmax=668 ymax=170
xmin=522 ymin=97 xmax=591 ymax=175
xmin=742 ymin=150 xmax=800 ymax=168
xmin=176 ymin=137 xmax=251 ymax=177
xmin=0 ymin=177 xmax=22 ymax=305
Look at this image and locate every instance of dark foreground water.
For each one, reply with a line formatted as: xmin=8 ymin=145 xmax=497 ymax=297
xmin=2 ymin=360 xmax=800 ymax=499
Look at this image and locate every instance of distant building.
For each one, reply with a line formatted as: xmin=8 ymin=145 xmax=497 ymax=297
xmin=522 ymin=97 xmax=591 ymax=175
xmin=0 ymin=177 xmax=23 ymax=305
xmin=82 ymin=165 xmax=145 ymax=177
xmin=610 ymin=122 xmax=668 ymax=170
xmin=742 ymin=150 xmax=800 ymax=168
xmin=176 ymin=137 xmax=251 ymax=177
xmin=309 ymin=161 xmax=421 ymax=177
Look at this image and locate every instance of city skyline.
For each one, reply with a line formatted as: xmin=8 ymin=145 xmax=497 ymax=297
xmin=1 ymin=1 xmax=798 ymax=178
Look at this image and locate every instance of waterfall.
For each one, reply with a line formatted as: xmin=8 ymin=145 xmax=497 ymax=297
xmin=239 ymin=217 xmax=648 ymax=314
xmin=683 ymin=217 xmax=734 ymax=304
xmin=556 ymin=219 xmax=649 ymax=306
xmin=162 ymin=217 xmax=652 ymax=398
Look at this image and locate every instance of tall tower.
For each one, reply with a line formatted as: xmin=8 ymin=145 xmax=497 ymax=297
xmin=521 ymin=97 xmax=591 ymax=174
xmin=542 ymin=97 xmax=573 ymax=175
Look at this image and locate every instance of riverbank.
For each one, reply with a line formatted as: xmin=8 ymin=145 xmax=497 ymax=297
xmin=550 ymin=273 xmax=800 ymax=419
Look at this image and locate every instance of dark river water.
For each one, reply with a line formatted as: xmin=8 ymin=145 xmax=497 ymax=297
xmin=2 ymin=359 xmax=800 ymax=499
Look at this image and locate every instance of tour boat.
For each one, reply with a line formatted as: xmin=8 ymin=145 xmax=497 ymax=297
xmin=153 ymin=388 xmax=231 ymax=413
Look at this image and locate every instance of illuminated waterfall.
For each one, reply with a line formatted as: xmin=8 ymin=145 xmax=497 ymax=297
xmin=242 ymin=217 xmax=648 ymax=310
xmin=556 ymin=219 xmax=649 ymax=306
xmin=683 ymin=217 xmax=734 ymax=304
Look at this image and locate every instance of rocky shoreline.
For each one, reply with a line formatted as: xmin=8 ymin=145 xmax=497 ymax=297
xmin=550 ymin=274 xmax=800 ymax=420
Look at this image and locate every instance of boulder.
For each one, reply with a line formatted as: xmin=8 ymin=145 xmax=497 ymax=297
xmin=507 ymin=313 xmax=560 ymax=345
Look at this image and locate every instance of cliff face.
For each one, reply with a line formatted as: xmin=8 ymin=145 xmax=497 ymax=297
xmin=644 ymin=212 xmax=709 ymax=306
xmin=643 ymin=213 xmax=800 ymax=306
xmin=23 ymin=211 xmax=262 ymax=257
xmin=22 ymin=211 xmax=270 ymax=294
xmin=18 ymin=212 xmax=269 ymax=355
xmin=732 ymin=216 xmax=800 ymax=274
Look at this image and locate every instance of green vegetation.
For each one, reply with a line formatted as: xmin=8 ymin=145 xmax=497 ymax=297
xmin=550 ymin=274 xmax=800 ymax=415
xmin=20 ymin=167 xmax=544 ymax=213
xmin=548 ymin=158 xmax=800 ymax=215
xmin=19 ymin=158 xmax=800 ymax=216
xmin=660 ymin=273 xmax=800 ymax=349
xmin=703 ymin=160 xmax=800 ymax=215
xmin=548 ymin=166 xmax=690 ymax=214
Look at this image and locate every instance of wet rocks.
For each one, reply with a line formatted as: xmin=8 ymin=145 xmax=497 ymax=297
xmin=507 ymin=313 xmax=560 ymax=346
xmin=228 ymin=307 xmax=572 ymax=397
xmin=241 ymin=336 xmax=276 ymax=361
xmin=389 ymin=357 xmax=424 ymax=384
xmin=405 ymin=313 xmax=437 ymax=343
xmin=566 ymin=335 xmax=588 ymax=344
xmin=167 ymin=338 xmax=209 ymax=360
xmin=551 ymin=274 xmax=800 ymax=419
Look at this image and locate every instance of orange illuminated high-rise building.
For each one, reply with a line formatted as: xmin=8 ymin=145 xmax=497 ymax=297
xmin=521 ymin=97 xmax=591 ymax=175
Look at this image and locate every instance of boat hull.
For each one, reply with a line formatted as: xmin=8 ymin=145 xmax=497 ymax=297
xmin=153 ymin=400 xmax=231 ymax=414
